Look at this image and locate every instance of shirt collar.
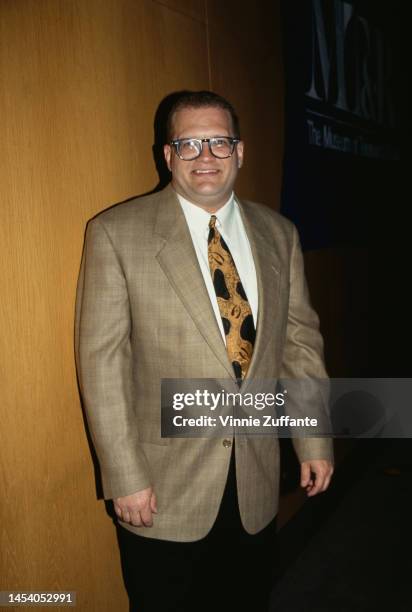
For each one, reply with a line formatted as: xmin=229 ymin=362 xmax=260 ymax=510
xmin=175 ymin=190 xmax=235 ymax=235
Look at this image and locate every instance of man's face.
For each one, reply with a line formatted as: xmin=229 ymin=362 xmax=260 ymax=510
xmin=164 ymin=106 xmax=244 ymax=212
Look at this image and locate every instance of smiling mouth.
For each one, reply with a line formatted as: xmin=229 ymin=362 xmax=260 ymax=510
xmin=191 ymin=169 xmax=220 ymax=175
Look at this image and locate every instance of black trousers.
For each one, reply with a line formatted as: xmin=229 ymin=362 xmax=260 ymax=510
xmin=116 ymin=444 xmax=277 ymax=612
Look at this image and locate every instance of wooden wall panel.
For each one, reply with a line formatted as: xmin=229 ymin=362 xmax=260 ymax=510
xmin=207 ymin=0 xmax=284 ymax=211
xmin=0 ymin=1 xmax=209 ymax=610
xmin=152 ymin=0 xmax=206 ymax=22
xmin=1 ymin=0 xmax=291 ymax=609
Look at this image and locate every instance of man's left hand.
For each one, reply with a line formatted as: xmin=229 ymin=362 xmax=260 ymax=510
xmin=300 ymin=460 xmax=334 ymax=497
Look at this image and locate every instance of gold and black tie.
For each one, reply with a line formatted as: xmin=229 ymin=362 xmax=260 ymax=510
xmin=208 ymin=215 xmax=256 ymax=380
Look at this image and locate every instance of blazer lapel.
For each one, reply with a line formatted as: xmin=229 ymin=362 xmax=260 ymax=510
xmin=154 ymin=186 xmax=235 ymax=379
xmin=236 ymin=197 xmax=282 ymax=382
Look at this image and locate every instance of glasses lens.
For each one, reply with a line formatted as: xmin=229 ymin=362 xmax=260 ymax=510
xmin=209 ymin=138 xmax=234 ymax=158
xmin=174 ymin=137 xmax=236 ymax=160
xmin=177 ymin=139 xmax=201 ymax=160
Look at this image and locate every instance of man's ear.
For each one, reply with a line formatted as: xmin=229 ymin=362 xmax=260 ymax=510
xmin=164 ymin=144 xmax=172 ymax=171
xmin=236 ymin=140 xmax=244 ymax=168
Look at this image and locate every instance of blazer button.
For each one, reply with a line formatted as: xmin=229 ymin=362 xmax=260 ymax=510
xmin=222 ymin=439 xmax=232 ymax=448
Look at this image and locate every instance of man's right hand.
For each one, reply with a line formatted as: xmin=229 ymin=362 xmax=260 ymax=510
xmin=113 ymin=487 xmax=158 ymax=527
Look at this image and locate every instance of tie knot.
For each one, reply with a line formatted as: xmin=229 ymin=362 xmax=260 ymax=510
xmin=209 ymin=215 xmax=217 ymax=230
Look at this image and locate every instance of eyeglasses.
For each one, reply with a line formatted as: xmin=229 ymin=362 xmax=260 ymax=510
xmin=170 ymin=137 xmax=240 ymax=161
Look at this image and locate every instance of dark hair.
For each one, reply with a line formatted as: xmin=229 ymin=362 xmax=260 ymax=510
xmin=166 ymin=90 xmax=240 ymax=142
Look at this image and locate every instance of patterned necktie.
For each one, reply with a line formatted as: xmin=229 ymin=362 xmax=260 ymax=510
xmin=208 ymin=215 xmax=256 ymax=380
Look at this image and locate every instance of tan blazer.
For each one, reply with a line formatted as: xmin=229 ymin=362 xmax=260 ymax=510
xmin=74 ymin=184 xmax=333 ymax=542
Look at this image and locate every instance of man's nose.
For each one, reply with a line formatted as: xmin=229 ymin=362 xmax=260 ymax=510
xmin=199 ymin=141 xmax=213 ymax=160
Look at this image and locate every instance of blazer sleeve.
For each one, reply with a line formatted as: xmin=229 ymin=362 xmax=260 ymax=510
xmin=74 ymin=217 xmax=152 ymax=499
xmin=279 ymin=224 xmax=334 ymax=464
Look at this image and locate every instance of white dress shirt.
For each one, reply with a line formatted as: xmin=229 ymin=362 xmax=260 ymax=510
xmin=176 ymin=191 xmax=258 ymax=344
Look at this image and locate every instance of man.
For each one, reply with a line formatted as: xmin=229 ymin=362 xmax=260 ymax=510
xmin=75 ymin=90 xmax=334 ymax=612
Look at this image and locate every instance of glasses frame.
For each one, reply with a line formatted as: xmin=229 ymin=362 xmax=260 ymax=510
xmin=169 ymin=136 xmax=241 ymax=161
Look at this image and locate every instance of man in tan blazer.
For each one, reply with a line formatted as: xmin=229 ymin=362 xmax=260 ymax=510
xmin=75 ymin=91 xmax=333 ymax=612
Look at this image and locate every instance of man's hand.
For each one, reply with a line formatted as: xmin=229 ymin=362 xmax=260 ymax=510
xmin=114 ymin=487 xmax=158 ymax=527
xmin=300 ymin=460 xmax=334 ymax=497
